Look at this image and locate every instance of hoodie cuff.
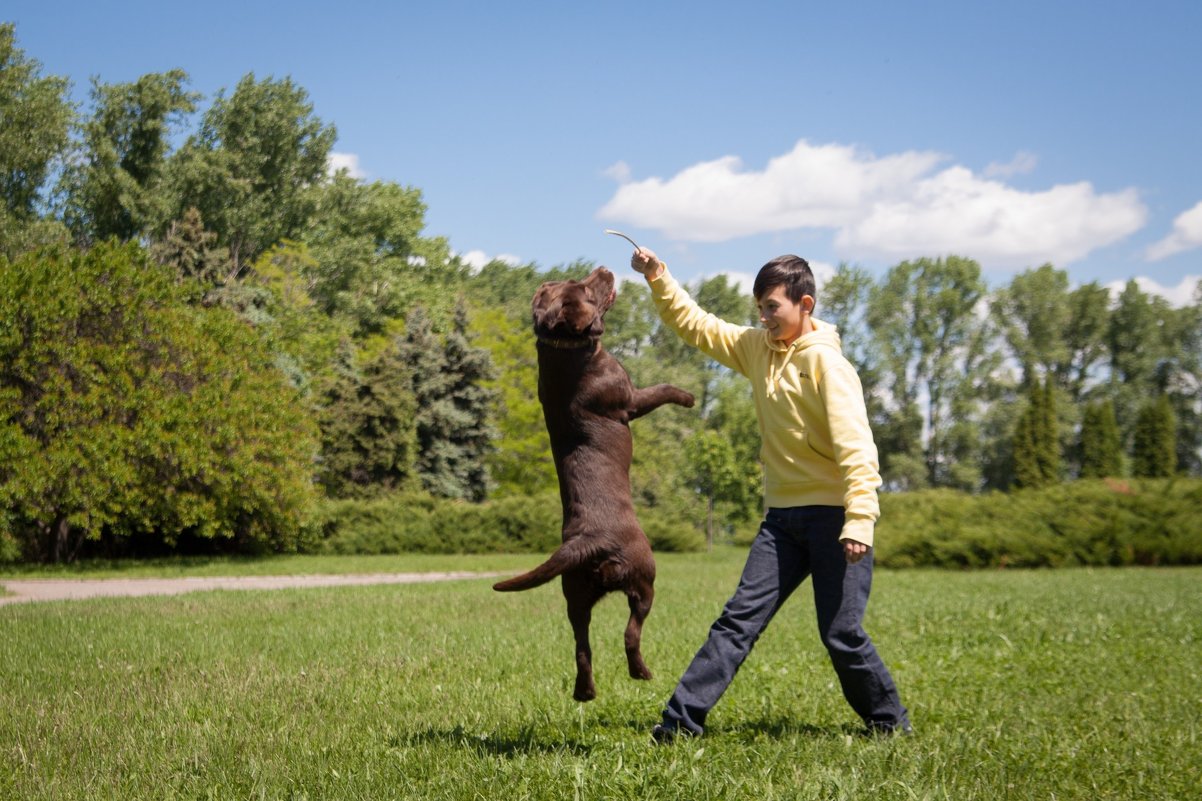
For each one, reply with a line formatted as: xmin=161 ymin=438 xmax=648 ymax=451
xmin=839 ymin=516 xmax=875 ymax=549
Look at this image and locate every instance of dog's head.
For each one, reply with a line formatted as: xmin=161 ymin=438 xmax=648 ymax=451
xmin=531 ymin=267 xmax=617 ymax=343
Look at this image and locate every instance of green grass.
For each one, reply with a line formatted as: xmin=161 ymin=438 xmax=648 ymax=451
xmin=3 ymin=550 xmax=1199 ymax=800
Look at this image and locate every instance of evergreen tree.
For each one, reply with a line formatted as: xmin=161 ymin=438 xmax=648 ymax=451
xmin=1131 ymin=396 xmax=1177 ymax=478
xmin=436 ymin=306 xmax=497 ymax=501
xmin=1036 ymin=378 xmax=1061 ymax=483
xmin=398 ymin=306 xmax=497 ymax=501
xmin=316 ymin=341 xmax=418 ymax=498
xmin=1079 ymin=400 xmax=1123 ymax=478
xmin=149 ymin=206 xmax=231 ymax=286
xmin=1013 ymin=376 xmax=1060 ymax=488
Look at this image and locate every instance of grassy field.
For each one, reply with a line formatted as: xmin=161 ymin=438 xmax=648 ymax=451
xmin=2 ymin=550 xmax=1199 ymax=800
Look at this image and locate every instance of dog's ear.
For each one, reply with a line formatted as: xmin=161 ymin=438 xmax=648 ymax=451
xmin=532 ymin=282 xmax=565 ymax=330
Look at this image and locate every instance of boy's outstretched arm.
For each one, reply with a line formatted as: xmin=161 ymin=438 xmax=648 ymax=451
xmin=629 ymin=247 xmax=749 ymax=375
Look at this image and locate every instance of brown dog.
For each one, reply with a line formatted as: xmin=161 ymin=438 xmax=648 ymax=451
xmin=493 ymin=266 xmax=694 ymax=701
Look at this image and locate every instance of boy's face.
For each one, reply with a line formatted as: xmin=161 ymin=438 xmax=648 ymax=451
xmin=756 ymin=285 xmax=813 ymax=345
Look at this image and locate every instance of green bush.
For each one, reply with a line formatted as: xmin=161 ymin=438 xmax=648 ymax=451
xmin=0 ymin=519 xmax=19 ymax=563
xmin=875 ymin=478 xmax=1202 ymax=568
xmin=315 ymin=491 xmax=706 ymax=555
xmin=638 ymin=507 xmax=707 ymax=553
xmin=0 ymin=242 xmax=319 ymax=562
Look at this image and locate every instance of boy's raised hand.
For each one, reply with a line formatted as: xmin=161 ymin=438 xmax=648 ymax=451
xmin=631 ymin=247 xmax=664 ymax=278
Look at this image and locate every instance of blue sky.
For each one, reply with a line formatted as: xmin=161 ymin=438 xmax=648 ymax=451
xmin=6 ymin=1 xmax=1201 ymax=303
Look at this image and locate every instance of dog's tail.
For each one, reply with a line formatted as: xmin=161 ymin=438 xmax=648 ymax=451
xmin=492 ymin=538 xmax=595 ymax=592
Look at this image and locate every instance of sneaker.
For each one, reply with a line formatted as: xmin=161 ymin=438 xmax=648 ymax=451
xmin=650 ymin=723 xmax=693 ymax=744
xmin=864 ymin=720 xmax=914 ymax=738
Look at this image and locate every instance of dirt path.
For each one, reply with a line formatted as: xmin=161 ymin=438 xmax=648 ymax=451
xmin=0 ymin=571 xmax=505 ymax=606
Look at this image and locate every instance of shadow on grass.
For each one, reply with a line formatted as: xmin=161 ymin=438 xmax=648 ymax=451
xmin=393 ymin=724 xmax=595 ymax=757
xmin=584 ymin=708 xmax=861 ymax=743
xmin=711 ymin=718 xmax=862 ymax=741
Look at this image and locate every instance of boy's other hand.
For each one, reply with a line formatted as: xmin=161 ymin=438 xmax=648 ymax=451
xmin=843 ymin=540 xmax=869 ymax=564
xmin=632 ymin=247 xmax=664 ymax=278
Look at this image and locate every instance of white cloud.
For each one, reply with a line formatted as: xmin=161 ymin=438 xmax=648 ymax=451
xmin=458 ymin=250 xmax=522 ymax=271
xmin=1104 ymin=275 xmax=1200 ymax=308
xmin=327 ymin=152 xmax=367 ymax=179
xmin=713 ymin=270 xmax=757 ymax=296
xmin=984 ymin=151 xmax=1038 ymax=178
xmin=1146 ymin=200 xmax=1202 ymax=260
xmin=599 ymin=141 xmax=942 ymax=243
xmin=602 ymin=160 xmax=632 ymax=183
xmin=599 ymin=139 xmax=1147 ymax=269
xmin=838 ymin=167 xmax=1146 ymax=267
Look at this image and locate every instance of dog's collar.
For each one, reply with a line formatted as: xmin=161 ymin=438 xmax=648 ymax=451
xmin=536 ymin=335 xmax=597 ymax=350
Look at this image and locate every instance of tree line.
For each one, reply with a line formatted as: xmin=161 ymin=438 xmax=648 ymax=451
xmin=1 ymin=24 xmax=1199 ymax=561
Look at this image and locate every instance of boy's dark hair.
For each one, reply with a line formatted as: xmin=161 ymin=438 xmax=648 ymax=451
xmin=753 ymin=255 xmax=815 ymax=304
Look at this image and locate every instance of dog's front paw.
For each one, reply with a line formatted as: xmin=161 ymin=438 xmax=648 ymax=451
xmin=676 ymin=390 xmax=696 ymax=408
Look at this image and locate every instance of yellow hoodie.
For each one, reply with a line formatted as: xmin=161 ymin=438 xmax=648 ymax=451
xmin=647 ymin=267 xmax=882 ymax=547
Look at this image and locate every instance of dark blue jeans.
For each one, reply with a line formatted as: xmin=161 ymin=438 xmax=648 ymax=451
xmin=661 ymin=505 xmax=909 ymax=734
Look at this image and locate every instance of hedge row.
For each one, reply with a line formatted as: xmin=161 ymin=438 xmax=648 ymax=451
xmin=874 ymin=478 xmax=1202 ymax=568
xmin=8 ymin=479 xmax=1194 ymax=567
xmin=314 ymin=491 xmax=706 ymax=555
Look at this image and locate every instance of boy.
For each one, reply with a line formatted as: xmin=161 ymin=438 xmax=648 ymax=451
xmin=630 ymin=248 xmax=910 ymax=740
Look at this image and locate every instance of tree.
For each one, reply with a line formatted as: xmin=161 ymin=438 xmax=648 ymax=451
xmin=302 ymin=172 xmax=458 ymax=335
xmin=822 ymin=263 xmax=882 ymax=410
xmin=166 ymin=73 xmax=336 ymax=273
xmin=1013 ymin=377 xmax=1060 ymax=488
xmin=992 ymin=264 xmax=1071 ymax=389
xmin=1131 ymin=396 xmax=1177 ymax=478
xmin=700 ymin=379 xmax=763 ymax=525
xmin=0 ymin=242 xmax=318 ymax=562
xmin=1162 ymin=293 xmax=1202 ymax=476
xmin=398 ymin=306 xmax=497 ymax=501
xmin=1079 ymin=399 xmax=1122 ymax=478
xmin=471 ymin=307 xmax=556 ymax=497
xmin=1108 ymin=280 xmax=1173 ymax=446
xmin=149 ymin=206 xmax=231 ymax=286
xmin=683 ymin=429 xmax=744 ymax=549
xmin=1063 ymin=281 xmax=1112 ymax=404
xmin=603 ymin=280 xmax=659 ymax=360
xmin=438 ymin=308 xmax=498 ymax=500
xmin=465 ymin=259 xmax=591 ymax=321
xmin=59 ymin=70 xmax=198 ymax=243
xmin=867 ymin=256 xmax=989 ymax=489
xmin=316 ymin=340 xmax=419 ymax=498
xmin=0 ymin=23 xmax=73 ymax=257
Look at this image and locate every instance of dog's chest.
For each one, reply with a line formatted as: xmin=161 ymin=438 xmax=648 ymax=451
xmin=537 ymin=353 xmax=631 ymax=429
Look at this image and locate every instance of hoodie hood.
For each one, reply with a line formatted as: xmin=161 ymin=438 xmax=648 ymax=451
xmin=764 ymin=316 xmax=843 ymax=353
xmin=764 ymin=318 xmax=842 ymax=389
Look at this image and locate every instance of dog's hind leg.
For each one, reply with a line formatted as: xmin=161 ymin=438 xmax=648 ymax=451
xmin=623 ymin=579 xmax=654 ymax=681
xmin=564 ymin=576 xmax=599 ymax=702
